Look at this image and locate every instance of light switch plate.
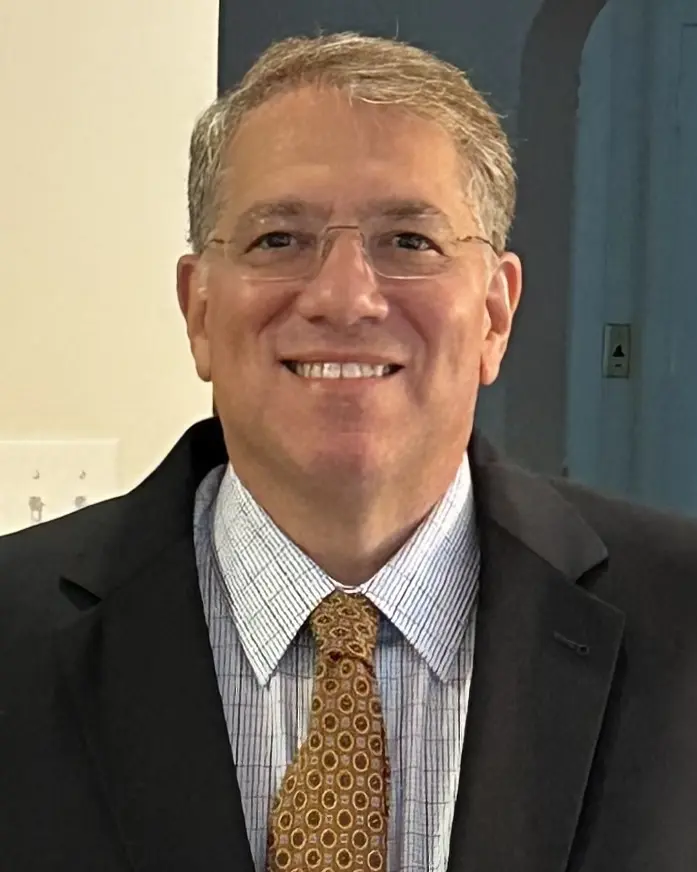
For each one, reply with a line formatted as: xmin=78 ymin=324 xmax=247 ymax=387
xmin=602 ymin=323 xmax=631 ymax=378
xmin=0 ymin=440 xmax=120 ymax=535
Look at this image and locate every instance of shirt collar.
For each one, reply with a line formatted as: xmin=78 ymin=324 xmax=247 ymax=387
xmin=211 ymin=457 xmax=479 ymax=686
xmin=366 ymin=458 xmax=479 ymax=679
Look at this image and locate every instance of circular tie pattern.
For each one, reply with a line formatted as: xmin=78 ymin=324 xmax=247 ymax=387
xmin=266 ymin=592 xmax=389 ymax=872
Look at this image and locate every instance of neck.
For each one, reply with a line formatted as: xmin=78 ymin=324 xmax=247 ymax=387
xmin=273 ymin=500 xmax=428 ymax=586
xmin=231 ymin=459 xmax=462 ymax=586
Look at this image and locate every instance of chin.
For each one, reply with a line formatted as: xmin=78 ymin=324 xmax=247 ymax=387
xmin=295 ymin=441 xmax=389 ymax=483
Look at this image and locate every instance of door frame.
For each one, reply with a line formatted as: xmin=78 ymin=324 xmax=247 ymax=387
xmin=504 ymin=0 xmax=609 ymax=475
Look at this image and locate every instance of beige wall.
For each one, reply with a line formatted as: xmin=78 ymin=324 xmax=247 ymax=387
xmin=0 ymin=1 xmax=218 ymax=492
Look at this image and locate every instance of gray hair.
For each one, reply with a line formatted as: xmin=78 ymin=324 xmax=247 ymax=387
xmin=187 ymin=32 xmax=516 ymax=255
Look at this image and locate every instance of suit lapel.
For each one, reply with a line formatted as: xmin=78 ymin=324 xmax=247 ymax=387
xmin=54 ymin=421 xmax=255 ymax=872
xmin=447 ymin=441 xmax=625 ymax=872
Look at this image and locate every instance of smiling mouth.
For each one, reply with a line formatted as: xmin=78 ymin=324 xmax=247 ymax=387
xmin=282 ymin=361 xmax=403 ymax=380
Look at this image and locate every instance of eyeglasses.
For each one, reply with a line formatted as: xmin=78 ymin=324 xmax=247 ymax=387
xmin=205 ymin=222 xmax=498 ymax=283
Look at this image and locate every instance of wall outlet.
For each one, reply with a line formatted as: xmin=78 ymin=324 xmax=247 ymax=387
xmin=0 ymin=440 xmax=120 ymax=535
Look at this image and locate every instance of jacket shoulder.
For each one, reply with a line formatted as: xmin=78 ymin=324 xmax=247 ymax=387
xmin=0 ymin=496 xmax=126 ymax=627
xmin=0 ymin=417 xmax=226 ymax=632
xmin=551 ymin=476 xmax=697 ymax=554
xmin=548 ymin=475 xmax=697 ymax=612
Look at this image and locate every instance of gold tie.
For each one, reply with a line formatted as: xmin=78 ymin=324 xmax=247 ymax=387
xmin=266 ymin=591 xmax=390 ymax=872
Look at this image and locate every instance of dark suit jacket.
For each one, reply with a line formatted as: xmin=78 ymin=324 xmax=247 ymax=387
xmin=2 ymin=417 xmax=697 ymax=872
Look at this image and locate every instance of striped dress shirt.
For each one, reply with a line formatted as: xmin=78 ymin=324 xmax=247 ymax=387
xmin=192 ymin=458 xmax=480 ymax=872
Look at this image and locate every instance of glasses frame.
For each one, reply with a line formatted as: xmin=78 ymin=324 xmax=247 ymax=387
xmin=204 ymin=223 xmax=499 ymax=283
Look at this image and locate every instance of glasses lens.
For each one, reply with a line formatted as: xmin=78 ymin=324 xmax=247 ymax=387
xmin=236 ymin=231 xmax=315 ymax=280
xmin=367 ymin=232 xmax=452 ymax=279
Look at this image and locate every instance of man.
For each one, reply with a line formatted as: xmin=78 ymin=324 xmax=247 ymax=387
xmin=1 ymin=31 xmax=697 ymax=872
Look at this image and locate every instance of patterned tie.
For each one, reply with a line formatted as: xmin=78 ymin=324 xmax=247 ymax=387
xmin=266 ymin=591 xmax=390 ymax=872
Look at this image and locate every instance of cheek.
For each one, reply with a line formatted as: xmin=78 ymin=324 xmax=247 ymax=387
xmin=405 ymin=287 xmax=486 ymax=376
xmin=204 ymin=280 xmax=253 ymax=345
xmin=207 ymin=297 xmax=238 ymax=346
xmin=204 ymin=279 xmax=289 ymax=369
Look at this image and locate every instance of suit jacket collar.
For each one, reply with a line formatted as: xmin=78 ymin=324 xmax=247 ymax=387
xmin=55 ymin=417 xmax=624 ymax=872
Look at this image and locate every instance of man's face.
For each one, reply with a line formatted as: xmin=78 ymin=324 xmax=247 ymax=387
xmin=178 ymin=88 xmax=522 ymax=496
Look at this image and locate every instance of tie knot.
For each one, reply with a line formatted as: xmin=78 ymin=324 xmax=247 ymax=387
xmin=310 ymin=591 xmax=380 ymax=661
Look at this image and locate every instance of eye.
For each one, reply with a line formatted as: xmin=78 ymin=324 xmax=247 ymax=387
xmin=247 ymin=231 xmax=296 ymax=252
xmin=390 ymin=232 xmax=442 ymax=254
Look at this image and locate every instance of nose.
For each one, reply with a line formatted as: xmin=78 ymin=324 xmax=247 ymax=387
xmin=294 ymin=229 xmax=389 ymax=328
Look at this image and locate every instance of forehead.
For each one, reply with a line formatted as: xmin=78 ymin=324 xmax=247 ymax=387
xmin=221 ymin=87 xmax=471 ymax=224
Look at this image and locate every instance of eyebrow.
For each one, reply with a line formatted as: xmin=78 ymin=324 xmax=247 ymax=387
xmin=236 ymin=200 xmax=309 ymax=226
xmin=232 ymin=197 xmax=456 ymax=233
xmin=359 ymin=198 xmax=454 ymax=228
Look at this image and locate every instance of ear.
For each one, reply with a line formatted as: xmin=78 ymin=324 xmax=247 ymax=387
xmin=177 ymin=254 xmax=212 ymax=383
xmin=480 ymin=252 xmax=523 ymax=386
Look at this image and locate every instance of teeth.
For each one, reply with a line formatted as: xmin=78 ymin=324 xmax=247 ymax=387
xmin=342 ymin=363 xmax=362 ymax=379
xmin=322 ymin=363 xmax=341 ymax=379
xmin=291 ymin=362 xmax=395 ymax=379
